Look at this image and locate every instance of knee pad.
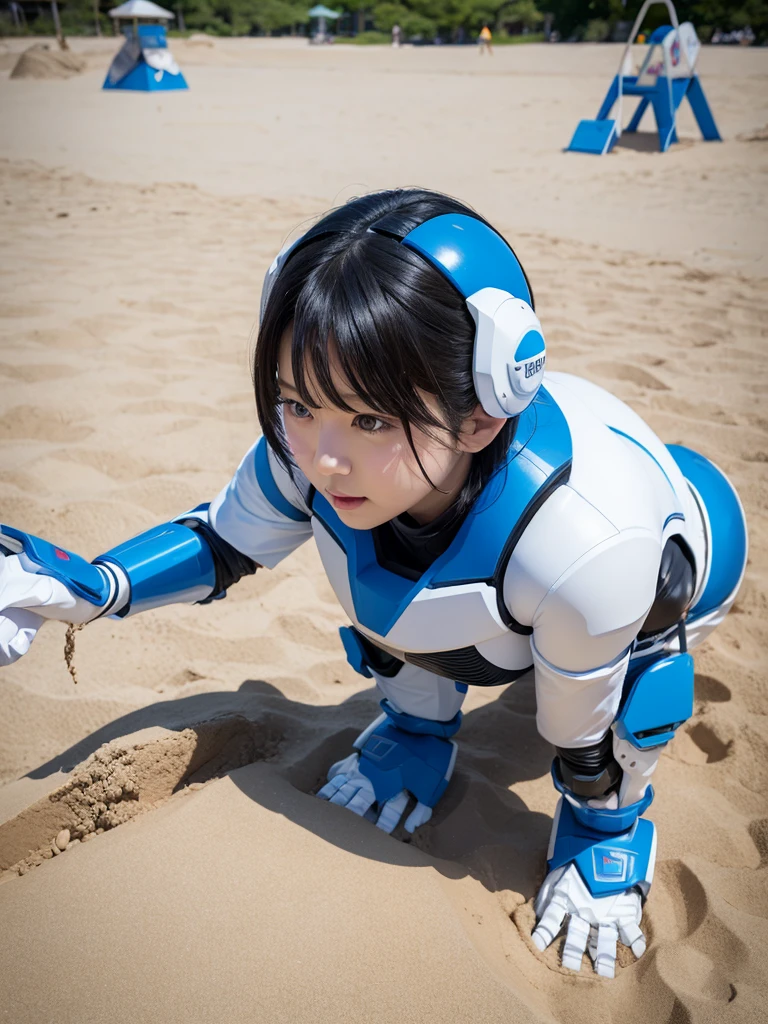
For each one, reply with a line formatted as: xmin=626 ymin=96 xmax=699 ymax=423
xmin=617 ymin=651 xmax=694 ymax=749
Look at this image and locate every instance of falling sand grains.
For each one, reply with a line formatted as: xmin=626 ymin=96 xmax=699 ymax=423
xmin=63 ymin=622 xmax=85 ymax=685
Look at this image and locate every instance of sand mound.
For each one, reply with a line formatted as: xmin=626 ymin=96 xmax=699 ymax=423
xmin=10 ymin=44 xmax=86 ymax=80
xmin=1 ymin=716 xmax=282 ymax=877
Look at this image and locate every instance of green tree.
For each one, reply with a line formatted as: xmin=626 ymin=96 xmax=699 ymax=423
xmin=498 ymin=0 xmax=544 ymax=31
xmin=176 ymin=0 xmax=309 ymax=35
xmin=543 ymin=0 xmax=767 ymax=42
xmin=372 ymin=1 xmax=435 ymax=35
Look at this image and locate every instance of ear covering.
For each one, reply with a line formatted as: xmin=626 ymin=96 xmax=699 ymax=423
xmin=260 ymin=210 xmax=545 ymax=420
xmin=465 ymin=288 xmax=546 ymax=419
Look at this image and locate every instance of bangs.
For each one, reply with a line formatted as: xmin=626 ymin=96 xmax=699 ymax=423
xmin=288 ymin=239 xmax=461 ymax=443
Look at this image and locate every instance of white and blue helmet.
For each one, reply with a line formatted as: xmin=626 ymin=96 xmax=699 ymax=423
xmin=261 ymin=211 xmax=546 ymax=420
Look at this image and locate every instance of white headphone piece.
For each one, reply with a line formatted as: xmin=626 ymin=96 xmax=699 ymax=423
xmin=466 ymin=287 xmax=546 ymax=419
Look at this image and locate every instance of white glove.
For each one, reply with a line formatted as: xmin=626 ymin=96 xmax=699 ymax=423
xmin=532 ymin=863 xmax=647 ymax=978
xmin=0 ymin=553 xmax=111 ymax=666
xmin=316 ymin=752 xmax=434 ymax=835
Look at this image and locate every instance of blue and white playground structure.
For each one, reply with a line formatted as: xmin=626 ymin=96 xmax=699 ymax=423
xmin=567 ymin=0 xmax=720 ymax=155
xmin=103 ymin=0 xmax=188 ymax=93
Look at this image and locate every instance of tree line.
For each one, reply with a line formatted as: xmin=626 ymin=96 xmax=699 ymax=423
xmin=7 ymin=0 xmax=767 ymax=45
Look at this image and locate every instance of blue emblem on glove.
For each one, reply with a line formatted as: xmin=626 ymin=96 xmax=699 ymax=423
xmin=548 ymin=797 xmax=655 ymax=899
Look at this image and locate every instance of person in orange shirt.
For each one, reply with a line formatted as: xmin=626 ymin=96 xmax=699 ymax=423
xmin=479 ymin=24 xmax=493 ymax=55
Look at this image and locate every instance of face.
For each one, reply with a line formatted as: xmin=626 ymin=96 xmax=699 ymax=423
xmin=276 ymin=331 xmax=486 ymax=530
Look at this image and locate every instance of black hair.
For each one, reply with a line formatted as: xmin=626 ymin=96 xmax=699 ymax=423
xmin=253 ymin=188 xmax=532 ymax=515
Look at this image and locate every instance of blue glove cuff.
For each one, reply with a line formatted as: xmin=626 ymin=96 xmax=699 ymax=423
xmin=548 ymin=796 xmax=656 ymax=899
xmin=551 ymin=761 xmax=653 ymax=833
xmin=357 ymin=719 xmax=457 ymax=809
xmin=380 ymin=699 xmax=462 ymax=738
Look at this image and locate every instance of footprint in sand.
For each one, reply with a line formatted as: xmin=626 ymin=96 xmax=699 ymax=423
xmin=747 ymin=818 xmax=768 ymax=869
xmin=694 ymin=674 xmax=732 ymax=704
xmin=685 ymin=721 xmax=733 ymax=764
xmin=653 ymin=860 xmax=708 ymax=938
xmin=650 ymin=860 xmax=750 ymax=1008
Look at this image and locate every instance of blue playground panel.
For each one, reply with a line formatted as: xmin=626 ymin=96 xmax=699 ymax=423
xmin=102 ymin=61 xmax=188 ymax=92
xmin=102 ymin=24 xmax=188 ymax=93
xmin=567 ymin=118 xmax=618 ymax=155
xmin=567 ymin=74 xmax=720 ymax=155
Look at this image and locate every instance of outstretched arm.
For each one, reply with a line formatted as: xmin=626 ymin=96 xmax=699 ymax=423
xmin=0 ymin=437 xmax=314 ymax=665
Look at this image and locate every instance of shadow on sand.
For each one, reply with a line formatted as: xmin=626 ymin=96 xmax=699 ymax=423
xmin=20 ymin=672 xmax=556 ymax=899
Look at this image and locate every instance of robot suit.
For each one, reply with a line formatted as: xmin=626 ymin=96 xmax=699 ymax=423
xmin=0 ymin=214 xmax=748 ymax=978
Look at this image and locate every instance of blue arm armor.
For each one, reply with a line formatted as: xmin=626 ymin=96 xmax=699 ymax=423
xmin=2 ymin=504 xmax=256 ymax=619
xmin=95 ymin=512 xmax=217 ymax=617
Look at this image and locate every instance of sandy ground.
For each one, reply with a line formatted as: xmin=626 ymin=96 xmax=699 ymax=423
xmin=0 ymin=36 xmax=766 ymax=1024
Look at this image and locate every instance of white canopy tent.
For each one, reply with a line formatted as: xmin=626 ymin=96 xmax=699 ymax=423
xmin=108 ymin=0 xmax=174 ymax=19
xmin=308 ymin=4 xmax=340 ymax=43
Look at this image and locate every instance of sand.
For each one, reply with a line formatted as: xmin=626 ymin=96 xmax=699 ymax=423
xmin=9 ymin=44 xmax=86 ymax=80
xmin=0 ymin=36 xmax=766 ymax=1024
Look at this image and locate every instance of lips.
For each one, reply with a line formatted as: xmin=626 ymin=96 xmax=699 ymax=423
xmin=328 ymin=492 xmax=367 ymax=511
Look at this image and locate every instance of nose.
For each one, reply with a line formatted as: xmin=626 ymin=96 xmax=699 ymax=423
xmin=315 ymin=429 xmax=352 ymax=477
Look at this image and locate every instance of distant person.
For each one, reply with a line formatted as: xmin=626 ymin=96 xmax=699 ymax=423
xmin=479 ymin=24 xmax=493 ymax=55
xmin=392 ymin=23 xmax=402 ymax=48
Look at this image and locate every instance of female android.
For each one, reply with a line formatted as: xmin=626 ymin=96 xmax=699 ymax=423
xmin=0 ymin=189 xmax=747 ymax=978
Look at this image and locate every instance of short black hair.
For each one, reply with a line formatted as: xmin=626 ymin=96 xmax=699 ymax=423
xmin=253 ymin=188 xmax=528 ymax=513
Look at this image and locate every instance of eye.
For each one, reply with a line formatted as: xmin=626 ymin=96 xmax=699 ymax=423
xmin=282 ymin=398 xmax=312 ymax=420
xmin=354 ymin=414 xmax=389 ymax=434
